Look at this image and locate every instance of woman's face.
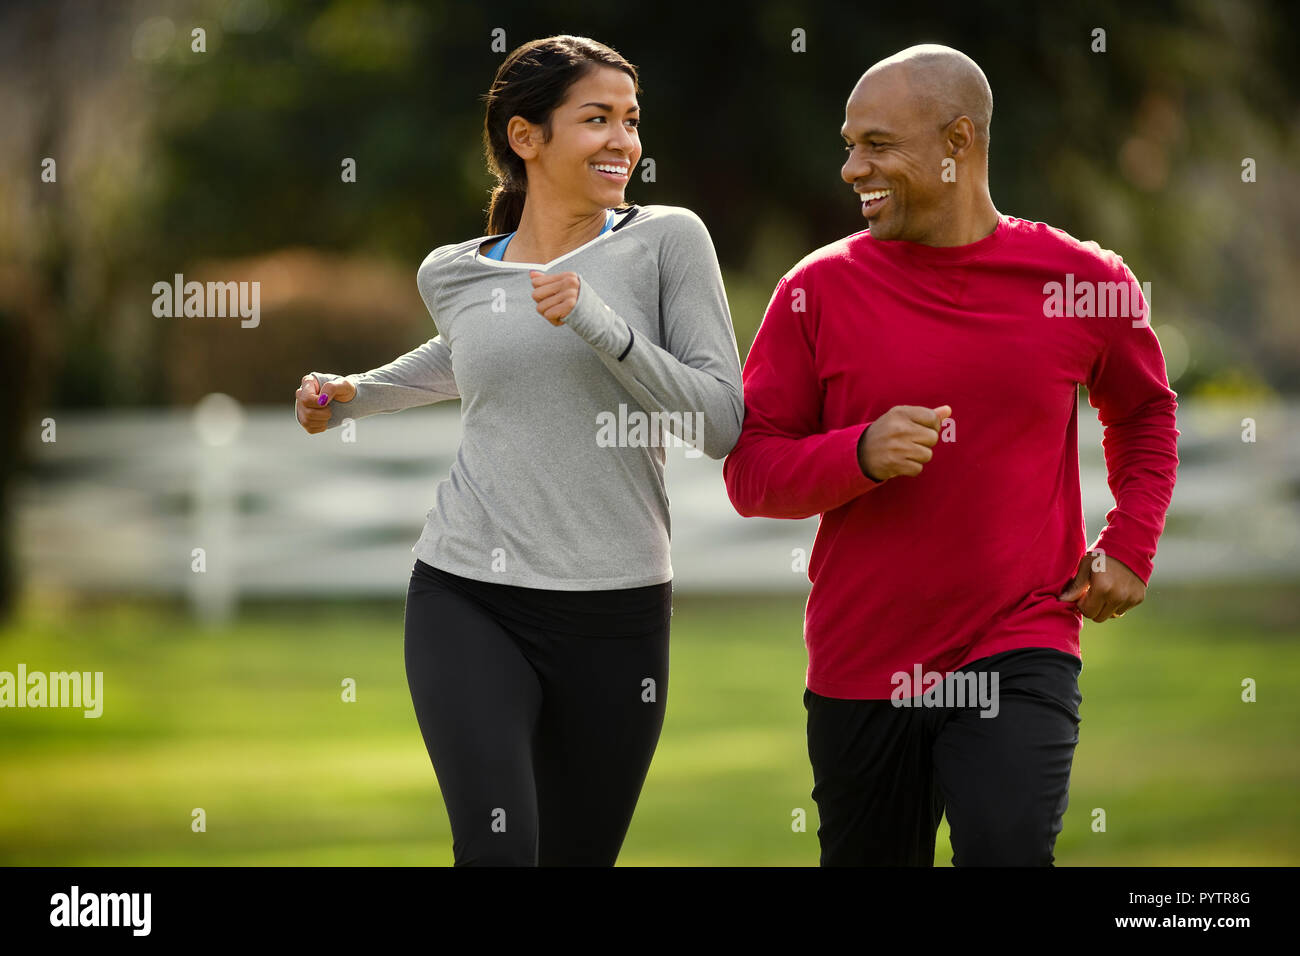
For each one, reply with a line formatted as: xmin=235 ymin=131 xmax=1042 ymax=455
xmin=515 ymin=65 xmax=641 ymax=211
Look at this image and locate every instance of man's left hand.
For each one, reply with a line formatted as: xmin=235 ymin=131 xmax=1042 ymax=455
xmin=1058 ymin=552 xmax=1146 ymax=622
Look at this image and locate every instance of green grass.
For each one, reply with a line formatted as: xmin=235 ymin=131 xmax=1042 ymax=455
xmin=1 ymin=582 xmax=1296 ymax=865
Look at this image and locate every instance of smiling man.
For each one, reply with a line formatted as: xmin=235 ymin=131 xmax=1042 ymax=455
xmin=722 ymin=45 xmax=1179 ymax=866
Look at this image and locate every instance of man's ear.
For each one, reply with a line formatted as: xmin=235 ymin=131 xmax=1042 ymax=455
xmin=507 ymin=115 xmax=540 ymax=161
xmin=946 ymin=115 xmax=977 ymax=160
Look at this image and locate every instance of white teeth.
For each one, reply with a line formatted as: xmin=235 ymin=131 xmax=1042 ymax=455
xmin=859 ymin=189 xmax=892 ymax=201
xmin=593 ymin=164 xmax=628 ymax=175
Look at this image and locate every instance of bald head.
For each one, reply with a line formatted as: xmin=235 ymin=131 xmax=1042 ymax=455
xmin=840 ymin=43 xmax=998 ymax=244
xmin=863 ymin=44 xmax=992 ymax=147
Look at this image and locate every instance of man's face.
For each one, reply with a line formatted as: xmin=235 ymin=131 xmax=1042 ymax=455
xmin=528 ymin=66 xmax=641 ymax=211
xmin=840 ymin=67 xmax=954 ymax=242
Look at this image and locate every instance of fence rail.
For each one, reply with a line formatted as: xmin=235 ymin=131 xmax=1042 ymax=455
xmin=17 ymin=398 xmax=1299 ymax=620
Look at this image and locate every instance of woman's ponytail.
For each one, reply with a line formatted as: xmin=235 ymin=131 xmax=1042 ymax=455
xmin=486 ymin=179 xmax=527 ymax=236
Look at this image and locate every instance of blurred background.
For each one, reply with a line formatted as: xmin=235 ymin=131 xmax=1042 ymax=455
xmin=1 ymin=0 xmax=1297 ymax=865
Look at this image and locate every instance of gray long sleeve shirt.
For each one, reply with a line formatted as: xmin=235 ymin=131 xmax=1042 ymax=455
xmin=309 ymin=203 xmax=744 ymax=589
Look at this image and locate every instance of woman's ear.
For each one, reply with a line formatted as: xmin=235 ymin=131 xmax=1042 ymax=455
xmin=507 ymin=115 xmax=539 ymax=161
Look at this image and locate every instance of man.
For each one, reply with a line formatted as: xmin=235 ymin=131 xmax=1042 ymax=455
xmin=722 ymin=44 xmax=1179 ymax=866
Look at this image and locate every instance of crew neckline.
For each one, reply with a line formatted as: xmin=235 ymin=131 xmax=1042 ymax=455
xmin=866 ymin=213 xmax=1008 ymax=263
xmin=475 ymin=208 xmax=622 ymax=270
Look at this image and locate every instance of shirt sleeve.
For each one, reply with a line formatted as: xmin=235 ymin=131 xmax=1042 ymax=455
xmin=1083 ymin=267 xmax=1180 ymax=584
xmin=308 ymin=333 xmax=458 ymax=430
xmin=560 ymin=209 xmax=744 ymax=460
xmin=721 ymin=274 xmax=882 ymax=519
xmin=305 ymin=258 xmax=460 ymax=430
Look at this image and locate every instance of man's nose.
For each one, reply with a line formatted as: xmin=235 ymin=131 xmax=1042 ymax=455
xmin=842 ymin=156 xmax=871 ymax=183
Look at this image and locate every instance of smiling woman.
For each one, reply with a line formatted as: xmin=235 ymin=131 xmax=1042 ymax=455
xmin=295 ymin=34 xmax=744 ymax=868
xmin=480 ymin=36 xmax=642 ymax=260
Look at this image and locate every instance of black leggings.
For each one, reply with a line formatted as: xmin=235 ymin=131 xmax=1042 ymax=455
xmin=403 ymin=558 xmax=672 ymax=866
xmin=805 ymin=646 xmax=1083 ymax=866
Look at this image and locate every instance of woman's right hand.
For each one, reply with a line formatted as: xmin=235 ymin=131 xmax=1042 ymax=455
xmin=296 ymin=374 xmax=357 ymax=434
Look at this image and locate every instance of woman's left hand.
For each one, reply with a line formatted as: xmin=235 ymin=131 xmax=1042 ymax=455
xmin=529 ymin=270 xmax=580 ymax=326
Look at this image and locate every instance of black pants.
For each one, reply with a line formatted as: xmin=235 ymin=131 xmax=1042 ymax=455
xmin=804 ymin=647 xmax=1083 ymax=866
xmin=403 ymin=558 xmax=672 ymax=866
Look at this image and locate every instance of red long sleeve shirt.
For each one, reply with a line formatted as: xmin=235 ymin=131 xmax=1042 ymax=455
xmin=722 ymin=214 xmax=1179 ymax=699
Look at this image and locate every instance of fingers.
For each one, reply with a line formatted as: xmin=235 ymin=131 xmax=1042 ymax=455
xmin=296 ymin=378 xmax=322 ymax=411
xmin=1071 ymin=568 xmax=1122 ymax=620
xmin=528 ymin=269 xmax=566 ymax=289
xmin=863 ymin=404 xmax=954 ymax=480
xmin=865 ymin=407 xmax=945 ymax=479
xmin=899 ymin=404 xmax=952 ymax=431
xmin=1113 ymin=593 xmax=1143 ymax=617
xmin=899 ymin=407 xmax=950 ymax=461
xmin=900 ymin=405 xmax=944 ymax=430
xmin=1058 ymin=568 xmax=1089 ymax=602
xmin=529 ymin=271 xmax=577 ymax=324
xmin=296 ymin=375 xmax=330 ymax=433
xmin=1101 ymin=593 xmax=1142 ymax=621
xmin=908 ymin=424 xmax=941 ymax=448
xmin=1074 ymin=587 xmax=1104 ymax=621
xmin=532 ymin=291 xmax=570 ymax=325
xmin=902 ymin=441 xmax=934 ymax=465
xmin=899 ymin=415 xmax=947 ymax=461
xmin=1060 ymin=553 xmax=1146 ymax=622
xmin=529 ymin=270 xmax=578 ymax=298
xmin=1077 ymin=588 xmax=1133 ymax=622
xmin=1091 ymin=596 xmax=1120 ymax=623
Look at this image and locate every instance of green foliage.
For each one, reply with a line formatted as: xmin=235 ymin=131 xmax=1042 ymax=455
xmin=16 ymin=0 xmax=1300 ymax=403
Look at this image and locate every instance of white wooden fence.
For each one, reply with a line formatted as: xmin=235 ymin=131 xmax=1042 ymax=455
xmin=17 ymin=397 xmax=1299 ymax=621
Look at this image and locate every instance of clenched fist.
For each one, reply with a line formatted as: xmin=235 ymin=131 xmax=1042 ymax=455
xmin=296 ymin=374 xmax=356 ymax=434
xmin=530 ymin=270 xmax=580 ymax=325
xmin=1058 ymin=551 xmax=1146 ymax=622
xmin=857 ymin=404 xmax=952 ymax=480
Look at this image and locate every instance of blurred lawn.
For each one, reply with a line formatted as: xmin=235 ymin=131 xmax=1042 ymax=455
xmin=1 ymin=582 xmax=1296 ymax=866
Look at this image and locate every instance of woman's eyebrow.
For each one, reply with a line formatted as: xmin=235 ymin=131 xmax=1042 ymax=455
xmin=577 ymin=102 xmax=640 ymax=112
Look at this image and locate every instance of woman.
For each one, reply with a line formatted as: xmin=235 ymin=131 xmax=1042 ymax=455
xmin=295 ymin=35 xmax=743 ymax=865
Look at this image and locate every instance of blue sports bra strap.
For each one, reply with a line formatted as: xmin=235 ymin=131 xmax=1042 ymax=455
xmin=487 ymin=208 xmax=615 ymax=260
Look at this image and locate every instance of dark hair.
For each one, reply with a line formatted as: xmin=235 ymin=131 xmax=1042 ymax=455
xmin=482 ymin=35 xmax=640 ymax=235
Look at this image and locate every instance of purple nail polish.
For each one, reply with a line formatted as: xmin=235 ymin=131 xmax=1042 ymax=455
xmin=318 ymin=394 xmax=328 ymax=406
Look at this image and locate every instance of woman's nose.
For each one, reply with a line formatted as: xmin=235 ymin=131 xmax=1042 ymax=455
xmin=611 ymin=125 xmax=637 ymax=151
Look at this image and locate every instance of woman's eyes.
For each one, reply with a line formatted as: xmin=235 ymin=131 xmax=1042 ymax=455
xmin=589 ymin=116 xmax=639 ymax=127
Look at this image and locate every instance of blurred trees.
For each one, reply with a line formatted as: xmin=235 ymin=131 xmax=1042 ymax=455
xmin=8 ymin=0 xmax=1299 ymax=400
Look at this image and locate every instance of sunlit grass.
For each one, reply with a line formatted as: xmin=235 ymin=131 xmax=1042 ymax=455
xmin=1 ymin=583 xmax=1295 ymax=865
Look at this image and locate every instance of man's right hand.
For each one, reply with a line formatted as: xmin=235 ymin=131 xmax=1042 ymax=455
xmin=296 ymin=374 xmax=357 ymax=434
xmin=857 ymin=404 xmax=952 ymax=480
